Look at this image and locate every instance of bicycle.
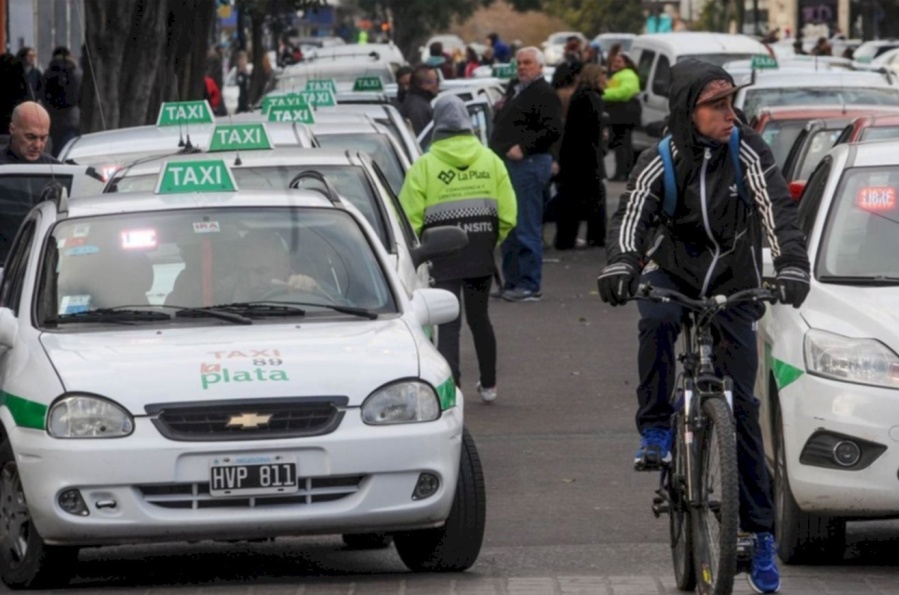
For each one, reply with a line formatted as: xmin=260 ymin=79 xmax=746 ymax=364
xmin=633 ymin=283 xmax=777 ymax=595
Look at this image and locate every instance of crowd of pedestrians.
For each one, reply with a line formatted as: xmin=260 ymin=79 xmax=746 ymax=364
xmin=0 ymin=45 xmax=81 ymax=159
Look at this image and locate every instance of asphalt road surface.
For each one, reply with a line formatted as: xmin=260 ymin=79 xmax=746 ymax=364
xmin=6 ymin=180 xmax=899 ymax=595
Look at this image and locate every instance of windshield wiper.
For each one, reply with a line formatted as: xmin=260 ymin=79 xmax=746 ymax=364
xmin=217 ymin=301 xmax=379 ymax=320
xmin=46 ymin=308 xmax=172 ymax=325
xmin=166 ymin=305 xmax=253 ymax=325
xmin=818 ymin=275 xmax=899 ymax=285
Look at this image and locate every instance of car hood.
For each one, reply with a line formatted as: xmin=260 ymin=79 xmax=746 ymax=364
xmin=802 ymin=283 xmax=899 ymax=348
xmin=39 ymin=320 xmax=420 ymax=413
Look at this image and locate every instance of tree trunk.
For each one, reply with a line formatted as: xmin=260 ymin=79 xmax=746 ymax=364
xmin=118 ymin=0 xmax=171 ymax=128
xmin=82 ymin=0 xmax=133 ymax=132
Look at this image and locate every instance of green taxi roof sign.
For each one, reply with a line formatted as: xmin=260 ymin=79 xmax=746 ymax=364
xmin=261 ymin=93 xmax=309 ymax=114
xmin=156 ymin=159 xmax=237 ymax=194
xmin=353 ymin=76 xmax=384 ymax=91
xmin=305 ymin=78 xmax=337 ymax=93
xmin=751 ymin=54 xmax=778 ymax=70
xmin=156 ymin=100 xmax=215 ymax=127
xmin=267 ymin=104 xmax=316 ymax=124
xmin=300 ymin=89 xmax=337 ymax=107
xmin=208 ymin=123 xmax=273 ymax=152
xmin=492 ymin=60 xmax=517 ymax=79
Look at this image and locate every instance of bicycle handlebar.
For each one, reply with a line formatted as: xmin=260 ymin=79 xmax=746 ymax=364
xmin=632 ymin=284 xmax=778 ymax=311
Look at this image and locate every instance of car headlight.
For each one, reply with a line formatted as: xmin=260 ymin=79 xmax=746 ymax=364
xmin=362 ymin=381 xmax=440 ymax=425
xmin=804 ymin=329 xmax=899 ymax=389
xmin=48 ymin=395 xmax=135 ymax=438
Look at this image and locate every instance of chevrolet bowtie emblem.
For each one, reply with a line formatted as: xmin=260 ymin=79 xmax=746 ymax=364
xmin=226 ymin=412 xmax=273 ymax=429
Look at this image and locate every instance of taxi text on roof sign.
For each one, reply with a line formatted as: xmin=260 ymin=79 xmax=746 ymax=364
xmin=156 ymin=159 xmax=237 ymax=194
xmin=267 ymin=104 xmax=316 ymax=124
xmin=305 ymin=79 xmax=337 ymax=93
xmin=751 ymin=54 xmax=778 ymax=69
xmin=261 ymin=93 xmax=309 ymax=114
xmin=156 ymin=100 xmax=215 ymax=126
xmin=353 ymin=76 xmax=384 ymax=91
xmin=492 ymin=60 xmax=517 ymax=79
xmin=208 ymin=123 xmax=273 ymax=152
xmin=300 ymin=89 xmax=337 ymax=107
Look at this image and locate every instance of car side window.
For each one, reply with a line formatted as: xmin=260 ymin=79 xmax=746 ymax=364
xmin=0 ymin=218 xmax=37 ymax=316
xmin=797 ymin=157 xmax=832 ymax=237
xmin=636 ymin=51 xmax=656 ymax=91
xmin=651 ymin=56 xmax=671 ymax=97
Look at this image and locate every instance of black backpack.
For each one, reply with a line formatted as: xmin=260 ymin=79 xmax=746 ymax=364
xmin=43 ymin=60 xmax=75 ymax=109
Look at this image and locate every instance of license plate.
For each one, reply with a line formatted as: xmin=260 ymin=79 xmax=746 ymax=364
xmin=209 ymin=454 xmax=297 ymax=497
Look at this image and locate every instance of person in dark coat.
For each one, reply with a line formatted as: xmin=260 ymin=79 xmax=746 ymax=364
xmin=0 ymin=53 xmax=30 ymax=137
xmin=555 ymin=64 xmax=608 ymax=249
xmin=399 ymin=65 xmax=438 ymax=135
xmin=17 ymin=47 xmax=42 ymax=100
xmin=41 ymin=46 xmax=82 ymax=157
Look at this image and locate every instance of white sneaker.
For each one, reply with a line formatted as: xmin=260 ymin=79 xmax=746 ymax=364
xmin=477 ymin=382 xmax=497 ymax=403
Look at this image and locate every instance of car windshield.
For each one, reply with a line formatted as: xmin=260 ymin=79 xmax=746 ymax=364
xmin=741 ymin=87 xmax=899 ymax=120
xmin=860 ymin=126 xmax=899 ymax=142
xmin=677 ymin=53 xmax=760 ymax=67
xmin=797 ymin=128 xmax=843 ymax=180
xmin=107 ymin=165 xmax=389 ymax=247
xmin=315 ymin=133 xmax=405 ymax=195
xmin=817 ymin=166 xmax=899 ymax=279
xmin=759 ymin=119 xmax=809 ymax=168
xmin=36 ymin=207 xmax=396 ymax=327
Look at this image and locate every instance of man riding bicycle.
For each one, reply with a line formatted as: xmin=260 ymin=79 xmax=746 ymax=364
xmin=597 ymin=59 xmax=810 ymax=594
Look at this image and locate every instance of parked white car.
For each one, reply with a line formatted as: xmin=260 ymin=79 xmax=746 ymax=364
xmin=756 ymin=139 xmax=899 ymax=564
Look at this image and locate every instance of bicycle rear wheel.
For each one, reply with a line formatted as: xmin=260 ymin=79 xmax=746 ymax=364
xmin=669 ymin=414 xmax=696 ymax=591
xmin=692 ymin=398 xmax=738 ymax=595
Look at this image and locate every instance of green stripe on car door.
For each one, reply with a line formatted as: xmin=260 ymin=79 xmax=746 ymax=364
xmin=436 ymin=377 xmax=456 ymax=410
xmin=765 ymin=342 xmax=804 ymax=391
xmin=0 ymin=391 xmax=47 ymax=429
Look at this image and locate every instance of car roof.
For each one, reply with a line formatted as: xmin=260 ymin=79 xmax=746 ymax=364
xmin=843 ymin=138 xmax=899 ymax=167
xmin=632 ymin=32 xmax=767 ymax=53
xmin=111 ymin=147 xmax=363 ymax=178
xmin=62 ymin=122 xmax=316 ymax=161
xmin=755 ymin=104 xmax=899 ymax=121
xmin=856 ymin=113 xmax=899 ymax=126
xmin=310 ymin=120 xmax=383 ymax=135
xmin=62 ymin=188 xmax=338 ymax=219
xmin=736 ymin=70 xmax=896 ymax=89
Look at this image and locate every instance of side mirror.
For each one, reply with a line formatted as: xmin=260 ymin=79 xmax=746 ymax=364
xmin=410 ymin=287 xmax=459 ymax=327
xmin=0 ymin=307 xmax=18 ymax=348
xmin=410 ymin=226 xmax=469 ymax=269
xmin=788 ymin=180 xmax=807 ymax=201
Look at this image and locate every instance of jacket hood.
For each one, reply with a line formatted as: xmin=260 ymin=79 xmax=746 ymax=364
xmin=433 ymin=95 xmax=473 ymax=136
xmin=668 ymin=59 xmax=737 ymax=161
xmin=428 ymin=133 xmax=482 ymax=169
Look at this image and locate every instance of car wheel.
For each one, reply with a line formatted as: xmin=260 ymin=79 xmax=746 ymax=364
xmin=773 ymin=402 xmax=846 ymax=564
xmin=0 ymin=433 xmax=78 ymax=589
xmin=394 ymin=426 xmax=486 ymax=572
xmin=341 ymin=532 xmax=393 ymax=550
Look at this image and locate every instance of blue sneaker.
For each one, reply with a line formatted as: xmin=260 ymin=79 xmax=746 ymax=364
xmin=634 ymin=427 xmax=672 ymax=470
xmin=748 ymin=532 xmax=780 ymax=593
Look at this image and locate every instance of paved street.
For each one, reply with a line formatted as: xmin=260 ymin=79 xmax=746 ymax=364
xmin=5 ymin=181 xmax=899 ymax=594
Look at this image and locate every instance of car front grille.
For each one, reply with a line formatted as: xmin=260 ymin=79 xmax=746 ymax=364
xmin=137 ymin=475 xmax=365 ymax=509
xmin=145 ymin=397 xmax=349 ymax=441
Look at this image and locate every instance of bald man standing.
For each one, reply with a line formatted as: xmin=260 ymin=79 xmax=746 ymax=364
xmin=0 ymin=101 xmax=59 ymax=164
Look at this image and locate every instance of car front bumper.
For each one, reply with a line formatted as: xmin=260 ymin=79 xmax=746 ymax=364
xmin=783 ymin=374 xmax=899 ymax=516
xmin=11 ymin=408 xmax=463 ymax=546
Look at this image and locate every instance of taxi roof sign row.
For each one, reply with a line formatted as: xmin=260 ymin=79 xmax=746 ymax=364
xmin=305 ymin=79 xmax=337 ymax=93
xmin=156 ymin=100 xmax=215 ymax=127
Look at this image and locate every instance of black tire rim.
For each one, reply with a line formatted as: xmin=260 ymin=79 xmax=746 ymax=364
xmin=0 ymin=461 xmax=30 ymax=568
xmin=699 ymin=419 xmax=723 ymax=586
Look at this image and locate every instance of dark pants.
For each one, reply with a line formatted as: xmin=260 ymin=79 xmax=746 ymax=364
xmin=435 ymin=276 xmax=496 ymax=389
xmin=636 ymin=269 xmax=774 ymax=533
xmin=554 ymin=180 xmax=606 ymax=249
xmin=609 ymin=124 xmax=634 ymax=180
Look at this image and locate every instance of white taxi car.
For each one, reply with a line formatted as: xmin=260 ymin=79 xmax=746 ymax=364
xmin=757 ymin=140 xmax=899 ymax=564
xmin=0 ymin=163 xmax=484 ymax=588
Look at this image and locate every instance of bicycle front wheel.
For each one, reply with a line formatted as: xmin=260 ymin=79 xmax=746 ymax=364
xmin=669 ymin=414 xmax=696 ymax=591
xmin=691 ymin=398 xmax=739 ymax=595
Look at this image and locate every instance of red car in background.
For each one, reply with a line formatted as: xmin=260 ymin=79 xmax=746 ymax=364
xmin=751 ymin=105 xmax=899 ymax=169
xmin=833 ymin=112 xmax=899 ymax=146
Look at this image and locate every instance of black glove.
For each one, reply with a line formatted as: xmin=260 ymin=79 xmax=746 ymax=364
xmin=775 ymin=266 xmax=810 ymax=308
xmin=597 ymin=262 xmax=639 ymax=306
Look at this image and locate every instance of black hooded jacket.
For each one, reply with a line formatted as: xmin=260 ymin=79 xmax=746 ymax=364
xmin=606 ymin=59 xmax=809 ymax=296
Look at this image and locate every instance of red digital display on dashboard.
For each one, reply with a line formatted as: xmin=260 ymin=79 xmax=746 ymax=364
xmin=856 ymin=186 xmax=897 ymax=212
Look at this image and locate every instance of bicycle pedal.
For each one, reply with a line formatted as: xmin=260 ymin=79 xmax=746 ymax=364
xmin=651 ymin=502 xmax=669 ymax=517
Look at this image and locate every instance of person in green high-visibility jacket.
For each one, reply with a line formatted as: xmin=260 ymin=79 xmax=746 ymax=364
xmin=399 ymin=94 xmax=517 ymax=404
xmin=603 ymin=53 xmax=642 ymax=181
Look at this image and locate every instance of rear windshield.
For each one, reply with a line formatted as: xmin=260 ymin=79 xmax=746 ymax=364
xmin=860 ymin=126 xmax=899 ymax=142
xmin=741 ymin=87 xmax=899 ymax=120
xmin=798 ymin=128 xmax=843 ymax=180
xmin=759 ymin=120 xmax=808 ymax=168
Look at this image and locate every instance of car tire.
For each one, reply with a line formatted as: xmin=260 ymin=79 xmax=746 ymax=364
xmin=0 ymin=433 xmax=78 ymax=589
xmin=394 ymin=426 xmax=486 ymax=572
xmin=773 ymin=401 xmax=846 ymax=565
xmin=341 ymin=532 xmax=393 ymax=550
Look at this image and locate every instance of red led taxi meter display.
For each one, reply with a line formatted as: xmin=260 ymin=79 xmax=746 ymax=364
xmin=856 ymin=186 xmax=897 ymax=212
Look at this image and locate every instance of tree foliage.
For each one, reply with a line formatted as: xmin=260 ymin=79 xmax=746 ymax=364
xmin=539 ymin=0 xmax=644 ymax=35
